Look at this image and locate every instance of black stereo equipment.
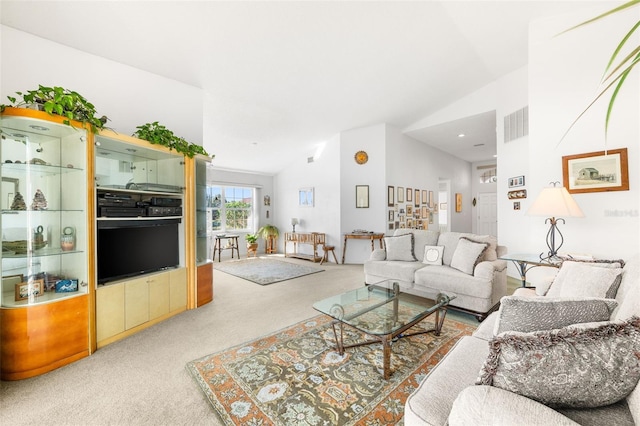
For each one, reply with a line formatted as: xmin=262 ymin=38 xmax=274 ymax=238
xmin=146 ymin=206 xmax=182 ymax=217
xmin=98 ymin=196 xmax=137 ymax=208
xmin=150 ymin=197 xmax=182 ymax=207
xmin=99 ymin=207 xmax=145 ymax=217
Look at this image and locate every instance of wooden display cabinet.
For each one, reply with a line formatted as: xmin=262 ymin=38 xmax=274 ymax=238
xmin=0 ymin=108 xmax=92 ymax=380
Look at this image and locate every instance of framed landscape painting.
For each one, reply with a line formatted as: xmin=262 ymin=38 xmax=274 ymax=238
xmin=562 ymin=148 xmax=629 ymax=194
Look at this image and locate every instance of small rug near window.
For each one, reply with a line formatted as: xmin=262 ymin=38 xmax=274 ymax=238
xmin=214 ymin=257 xmax=324 ymax=285
xmin=186 ymin=315 xmax=475 ymax=425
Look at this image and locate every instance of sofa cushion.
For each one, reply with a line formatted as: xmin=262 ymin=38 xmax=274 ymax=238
xmin=449 ymin=386 xmax=581 ymax=426
xmin=394 ymin=229 xmax=439 ymax=262
xmin=437 ymin=231 xmax=464 ymax=266
xmin=415 ymin=265 xmax=492 ymax=299
xmin=493 ymin=296 xmax=618 ymax=335
xmin=450 ymin=237 xmax=488 ymax=275
xmin=364 ymin=260 xmax=426 ymax=284
xmin=404 ymin=336 xmax=490 ymax=426
xmin=423 ymin=245 xmax=444 ymax=265
xmin=383 ymin=233 xmax=416 ymax=261
xmin=546 ymin=261 xmax=623 ymax=299
xmin=462 ymin=233 xmax=498 ymax=261
xmin=477 ymin=317 xmax=640 ymax=408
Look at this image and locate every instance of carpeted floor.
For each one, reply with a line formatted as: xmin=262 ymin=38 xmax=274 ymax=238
xmin=214 ymin=257 xmax=324 ymax=285
xmin=187 ymin=314 xmax=475 ymax=425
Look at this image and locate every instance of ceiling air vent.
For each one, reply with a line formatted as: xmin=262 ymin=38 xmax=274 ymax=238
xmin=504 ymin=105 xmax=529 ymax=143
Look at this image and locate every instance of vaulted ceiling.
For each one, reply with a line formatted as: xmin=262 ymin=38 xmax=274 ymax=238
xmin=1 ymin=1 xmax=605 ymax=173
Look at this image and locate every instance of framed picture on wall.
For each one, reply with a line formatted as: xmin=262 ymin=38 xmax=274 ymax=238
xmin=422 ymin=190 xmax=427 ymax=205
xmin=356 ymin=185 xmax=369 ymax=208
xmin=397 ymin=187 xmax=404 ymax=203
xmin=429 ymin=191 xmax=434 ymax=208
xmin=406 ymin=188 xmax=413 ymax=202
xmin=299 ymin=187 xmax=314 ymax=207
xmin=562 ymin=148 xmax=629 ymax=194
xmin=387 ymin=185 xmax=394 ymax=207
xmin=415 ymin=189 xmax=420 ymax=207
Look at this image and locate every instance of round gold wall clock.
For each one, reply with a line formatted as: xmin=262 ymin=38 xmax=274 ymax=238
xmin=354 ymin=150 xmax=368 ymax=164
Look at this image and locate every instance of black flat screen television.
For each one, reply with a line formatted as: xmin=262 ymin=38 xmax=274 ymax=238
xmin=97 ymin=219 xmax=181 ymax=284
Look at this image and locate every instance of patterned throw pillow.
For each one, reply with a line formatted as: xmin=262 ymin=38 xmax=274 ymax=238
xmin=383 ymin=233 xmax=416 ymax=261
xmin=493 ymin=296 xmax=618 ymax=335
xmin=477 ymin=317 xmax=640 ymax=408
xmin=546 ymin=261 xmax=623 ymax=299
xmin=450 ymin=237 xmax=488 ymax=275
xmin=422 ymin=245 xmax=444 ymax=265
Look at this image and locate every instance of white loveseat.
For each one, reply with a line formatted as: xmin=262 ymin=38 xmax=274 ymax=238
xmin=404 ymin=256 xmax=640 ymax=426
xmin=364 ymin=229 xmax=507 ymax=320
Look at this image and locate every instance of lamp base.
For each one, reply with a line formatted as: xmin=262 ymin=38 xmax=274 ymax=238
xmin=539 ymin=217 xmax=565 ymax=262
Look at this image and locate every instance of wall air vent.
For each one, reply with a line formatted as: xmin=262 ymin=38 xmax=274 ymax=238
xmin=307 ymin=156 xmax=314 ymax=163
xmin=504 ymin=105 xmax=529 ymax=143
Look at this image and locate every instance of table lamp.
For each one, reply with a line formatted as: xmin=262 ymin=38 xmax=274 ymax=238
xmin=291 ymin=218 xmax=299 ymax=233
xmin=526 ymin=181 xmax=584 ymax=260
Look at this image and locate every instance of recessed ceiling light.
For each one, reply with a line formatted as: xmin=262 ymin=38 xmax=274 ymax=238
xmin=125 ymin=148 xmax=137 ymax=153
xmin=457 ymin=133 xmax=465 ymax=138
xmin=473 ymin=143 xmax=485 ymax=147
xmin=29 ymin=125 xmax=49 ymax=131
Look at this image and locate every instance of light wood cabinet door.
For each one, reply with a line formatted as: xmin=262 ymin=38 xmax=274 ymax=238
xmin=169 ymin=268 xmax=187 ymax=311
xmin=96 ymin=285 xmax=125 ymax=342
xmin=149 ymin=273 xmax=170 ymax=320
xmin=125 ymin=277 xmax=149 ymax=330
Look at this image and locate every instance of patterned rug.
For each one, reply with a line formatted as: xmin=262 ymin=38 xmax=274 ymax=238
xmin=186 ymin=314 xmax=476 ymax=425
xmin=214 ymin=257 xmax=324 ymax=285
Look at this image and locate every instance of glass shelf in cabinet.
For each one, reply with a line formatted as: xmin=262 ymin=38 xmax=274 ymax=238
xmin=2 ymin=248 xmax=84 ymax=259
xmin=2 ymin=163 xmax=84 ymax=175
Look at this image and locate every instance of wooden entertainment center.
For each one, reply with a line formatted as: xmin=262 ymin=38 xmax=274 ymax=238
xmin=0 ymin=108 xmax=213 ymax=380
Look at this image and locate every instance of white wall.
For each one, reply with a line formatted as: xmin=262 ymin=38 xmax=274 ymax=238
xmin=339 ymin=124 xmax=387 ymax=263
xmin=522 ymin=6 xmax=639 ymax=263
xmin=275 ymin=134 xmax=342 ymax=258
xmin=1 ymin=26 xmax=204 ymax=145
xmin=386 ymin=125 xmax=473 ymax=234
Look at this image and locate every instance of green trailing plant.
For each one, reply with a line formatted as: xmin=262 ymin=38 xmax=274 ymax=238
xmin=133 ymin=121 xmax=211 ymax=158
xmin=257 ymin=224 xmax=279 ymax=240
xmin=0 ymin=85 xmax=107 ymax=133
xmin=245 ymin=233 xmax=258 ymax=244
xmin=561 ymin=0 xmax=640 ymax=140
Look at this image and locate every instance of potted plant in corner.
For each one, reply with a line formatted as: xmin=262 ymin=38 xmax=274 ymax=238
xmin=257 ymin=225 xmax=279 ymax=254
xmin=245 ymin=233 xmax=258 ymax=257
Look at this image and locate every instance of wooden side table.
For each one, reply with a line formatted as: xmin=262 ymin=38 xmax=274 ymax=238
xmin=212 ymin=235 xmax=240 ymax=262
xmin=341 ymin=232 xmax=384 ymax=264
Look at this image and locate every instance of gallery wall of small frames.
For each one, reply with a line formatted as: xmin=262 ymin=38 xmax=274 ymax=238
xmin=387 ymin=186 xmax=437 ymax=231
xmin=508 ymin=175 xmax=527 ymax=210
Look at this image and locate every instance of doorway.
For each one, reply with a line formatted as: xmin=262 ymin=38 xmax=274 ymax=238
xmin=438 ymin=179 xmax=450 ymax=232
xmin=477 ymin=192 xmax=497 ymax=236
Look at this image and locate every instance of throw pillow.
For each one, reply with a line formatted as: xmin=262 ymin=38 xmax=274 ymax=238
xmin=477 ymin=317 xmax=640 ymax=408
xmin=384 ymin=233 xmax=416 ymax=261
xmin=450 ymin=237 xmax=488 ymax=275
xmin=546 ymin=261 xmax=623 ymax=299
xmin=422 ymin=245 xmax=444 ymax=265
xmin=463 ymin=234 xmax=498 ymax=261
xmin=493 ymin=296 xmax=618 ymax=335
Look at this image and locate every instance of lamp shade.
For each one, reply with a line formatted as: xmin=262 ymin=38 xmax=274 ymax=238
xmin=291 ymin=218 xmax=299 ymax=226
xmin=526 ymin=186 xmax=584 ymax=218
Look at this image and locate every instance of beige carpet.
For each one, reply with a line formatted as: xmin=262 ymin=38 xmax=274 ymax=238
xmin=0 ymin=255 xmax=494 ymax=425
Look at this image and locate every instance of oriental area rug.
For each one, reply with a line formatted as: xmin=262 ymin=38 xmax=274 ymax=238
xmin=214 ymin=257 xmax=324 ymax=285
xmin=186 ymin=314 xmax=476 ymax=425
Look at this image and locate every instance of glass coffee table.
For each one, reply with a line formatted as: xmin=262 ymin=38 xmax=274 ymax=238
xmin=313 ymin=281 xmax=455 ymax=379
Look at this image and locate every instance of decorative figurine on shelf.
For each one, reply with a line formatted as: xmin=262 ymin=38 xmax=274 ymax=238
xmin=60 ymin=226 xmax=75 ymax=251
xmin=10 ymin=192 xmax=27 ymax=210
xmin=31 ymin=189 xmax=48 ymax=210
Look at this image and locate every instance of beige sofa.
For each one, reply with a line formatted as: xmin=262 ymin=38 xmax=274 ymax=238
xmin=404 ymin=255 xmax=640 ymax=426
xmin=364 ymin=229 xmax=507 ymax=320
